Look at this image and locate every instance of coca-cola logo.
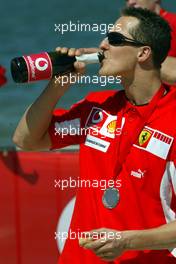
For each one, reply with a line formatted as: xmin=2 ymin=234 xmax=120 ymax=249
xmin=35 ymin=57 xmax=49 ymax=71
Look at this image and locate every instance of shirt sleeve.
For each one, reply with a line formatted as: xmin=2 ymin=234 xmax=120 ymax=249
xmin=48 ymin=99 xmax=87 ymax=150
xmin=168 ymin=27 xmax=176 ymax=57
xmin=169 ymin=142 xmax=176 ymax=197
xmin=162 ymin=144 xmax=176 ymax=216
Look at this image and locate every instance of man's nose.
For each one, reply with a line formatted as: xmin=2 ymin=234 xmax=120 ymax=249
xmin=126 ymin=0 xmax=137 ymax=7
xmin=99 ymin=37 xmax=109 ymax=50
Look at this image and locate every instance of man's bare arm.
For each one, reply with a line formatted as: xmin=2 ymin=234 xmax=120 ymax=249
xmin=12 ymin=78 xmax=70 ymax=150
xmin=124 ymin=220 xmax=176 ymax=250
xmin=12 ymin=48 xmax=86 ymax=151
xmin=81 ymin=221 xmax=176 ymax=261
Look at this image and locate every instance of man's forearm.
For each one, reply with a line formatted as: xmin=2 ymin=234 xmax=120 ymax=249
xmin=13 ymin=79 xmax=70 ymax=149
xmin=123 ymin=221 xmax=176 ymax=251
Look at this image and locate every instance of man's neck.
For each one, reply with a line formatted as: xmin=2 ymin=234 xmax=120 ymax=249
xmin=122 ymin=71 xmax=161 ymax=106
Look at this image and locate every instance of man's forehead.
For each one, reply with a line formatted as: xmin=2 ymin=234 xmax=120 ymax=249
xmin=114 ymin=16 xmax=139 ymax=35
xmin=126 ymin=0 xmax=157 ymax=9
xmin=126 ymin=0 xmax=156 ymax=4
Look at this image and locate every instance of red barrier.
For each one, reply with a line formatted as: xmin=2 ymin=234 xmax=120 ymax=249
xmin=0 ymin=150 xmax=79 ymax=264
xmin=0 ymin=65 xmax=7 ymax=87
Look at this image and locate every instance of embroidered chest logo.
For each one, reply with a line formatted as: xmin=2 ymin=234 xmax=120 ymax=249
xmin=131 ymin=169 xmax=146 ymax=179
xmin=139 ymin=128 xmax=153 ymax=146
xmin=85 ymin=107 xmax=119 ymax=139
xmin=134 ymin=126 xmax=173 ymax=160
xmin=84 ymin=107 xmax=125 ymax=152
xmin=107 ymin=120 xmax=117 ymax=134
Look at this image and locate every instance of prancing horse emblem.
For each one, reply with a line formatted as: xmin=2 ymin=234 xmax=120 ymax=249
xmin=139 ymin=129 xmax=152 ymax=146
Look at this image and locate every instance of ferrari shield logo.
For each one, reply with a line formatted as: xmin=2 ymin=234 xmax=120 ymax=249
xmin=139 ymin=129 xmax=152 ymax=146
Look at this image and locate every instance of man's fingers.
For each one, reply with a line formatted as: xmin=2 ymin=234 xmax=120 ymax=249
xmin=94 ymin=243 xmax=113 ymax=255
xmin=94 ymin=243 xmax=118 ymax=262
xmin=55 ymin=47 xmax=69 ymax=54
xmin=55 ymin=47 xmax=99 ymax=56
xmin=79 ymin=237 xmax=94 ymax=247
xmin=83 ymin=238 xmax=107 ymax=250
xmin=68 ymin=48 xmax=77 ymax=56
xmin=60 ymin=47 xmax=69 ymax=54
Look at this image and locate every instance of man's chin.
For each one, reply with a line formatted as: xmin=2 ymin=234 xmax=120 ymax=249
xmin=99 ymin=69 xmax=121 ymax=77
xmin=99 ymin=68 xmax=112 ymax=76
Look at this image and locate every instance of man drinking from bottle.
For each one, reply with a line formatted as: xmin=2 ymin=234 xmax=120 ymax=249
xmin=13 ymin=7 xmax=176 ymax=264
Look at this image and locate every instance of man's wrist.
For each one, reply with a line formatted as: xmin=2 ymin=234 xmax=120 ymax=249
xmin=120 ymin=227 xmax=175 ymax=251
xmin=46 ymin=76 xmax=71 ymax=98
xmin=120 ymin=230 xmax=140 ymax=251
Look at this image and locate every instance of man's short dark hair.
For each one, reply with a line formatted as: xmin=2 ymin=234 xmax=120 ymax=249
xmin=122 ymin=7 xmax=171 ymax=68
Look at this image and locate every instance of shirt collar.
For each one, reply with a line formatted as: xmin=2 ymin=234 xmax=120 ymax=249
xmin=160 ymin=8 xmax=168 ymax=17
xmin=122 ymin=84 xmax=166 ymax=119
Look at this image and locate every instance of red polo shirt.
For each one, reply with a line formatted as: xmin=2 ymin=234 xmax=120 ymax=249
xmin=160 ymin=9 xmax=176 ymax=57
xmin=49 ymin=85 xmax=176 ymax=263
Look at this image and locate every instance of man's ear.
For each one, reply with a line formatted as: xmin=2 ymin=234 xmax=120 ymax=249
xmin=137 ymin=46 xmax=152 ymax=63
